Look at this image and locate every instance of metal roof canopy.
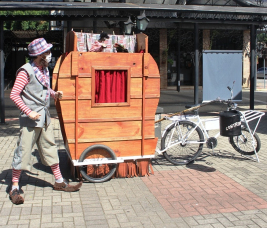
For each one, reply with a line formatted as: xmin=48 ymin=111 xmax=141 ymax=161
xmin=0 ymin=2 xmax=266 ymax=25
xmin=0 ymin=2 xmax=266 ymax=15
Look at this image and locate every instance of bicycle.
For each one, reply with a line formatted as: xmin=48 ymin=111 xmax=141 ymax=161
xmin=155 ymin=84 xmax=265 ymax=165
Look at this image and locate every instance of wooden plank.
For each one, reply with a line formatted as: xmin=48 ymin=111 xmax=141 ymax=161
xmin=141 ymin=63 xmax=146 ymax=156
xmin=64 ymin=117 xmax=142 ymax=123
xmin=68 ymin=140 xmax=142 ymax=160
xmin=58 ymin=52 xmax=72 ymax=77
xmin=145 ymin=77 xmax=160 ymax=98
xmin=144 ymin=120 xmax=156 ymax=139
xmin=57 ymin=77 xmax=75 ymax=98
xmin=136 ymin=33 xmax=148 ymax=53
xmin=52 ymin=54 xmax=63 ymax=91
xmin=71 ymin=52 xmax=79 ymax=77
xmin=65 ymin=31 xmax=70 ymax=53
xmin=144 ymin=138 xmax=158 ymax=156
xmin=77 ymin=52 xmax=92 ymax=75
xmin=68 ymin=138 xmax=156 ymax=160
xmin=80 ymin=52 xmax=143 ymax=77
xmin=60 ymin=99 xmax=142 ymax=121
xmin=131 ymin=77 xmax=142 ymax=98
xmin=68 ymin=136 xmax=142 ymax=143
xmin=57 ymin=77 xmax=91 ymax=100
xmin=147 ymin=54 xmax=161 ymax=76
xmin=64 ymin=121 xmax=142 ymax=140
xmin=75 ymin=74 xmax=79 ymax=160
xmin=143 ymin=53 xmax=149 ymax=77
xmin=60 ymin=52 xmax=143 ymax=78
xmin=65 ymin=31 xmax=77 ymax=53
xmin=56 ymin=104 xmax=67 ymax=145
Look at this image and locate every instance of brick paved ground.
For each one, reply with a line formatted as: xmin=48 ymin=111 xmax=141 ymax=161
xmin=1 ymin=90 xmax=267 ymax=227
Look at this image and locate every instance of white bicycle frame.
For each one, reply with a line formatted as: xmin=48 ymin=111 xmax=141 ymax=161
xmin=156 ymin=110 xmax=265 ymax=162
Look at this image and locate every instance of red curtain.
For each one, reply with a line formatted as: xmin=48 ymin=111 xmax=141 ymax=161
xmin=95 ymin=70 xmax=127 ymax=103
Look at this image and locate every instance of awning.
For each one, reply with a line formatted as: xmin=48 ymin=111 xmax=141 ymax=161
xmin=0 ymin=2 xmax=266 ymax=15
xmin=0 ymin=2 xmax=266 ymax=24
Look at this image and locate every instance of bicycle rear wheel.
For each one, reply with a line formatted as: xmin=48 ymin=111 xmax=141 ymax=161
xmin=229 ymin=127 xmax=261 ymax=155
xmin=161 ymin=120 xmax=204 ymax=165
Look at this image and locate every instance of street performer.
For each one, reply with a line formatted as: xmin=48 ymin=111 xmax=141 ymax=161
xmin=9 ymin=38 xmax=82 ymax=205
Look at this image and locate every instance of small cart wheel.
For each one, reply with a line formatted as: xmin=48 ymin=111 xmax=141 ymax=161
xmin=78 ymin=144 xmax=117 ymax=183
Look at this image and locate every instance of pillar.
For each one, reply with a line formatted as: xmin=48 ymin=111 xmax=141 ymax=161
xmin=159 ymin=28 xmax=167 ymax=89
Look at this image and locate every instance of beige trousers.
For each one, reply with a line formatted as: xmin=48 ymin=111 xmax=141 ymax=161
xmin=12 ymin=123 xmax=59 ymax=171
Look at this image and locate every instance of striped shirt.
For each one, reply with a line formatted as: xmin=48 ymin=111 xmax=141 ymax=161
xmin=10 ymin=65 xmax=55 ymax=115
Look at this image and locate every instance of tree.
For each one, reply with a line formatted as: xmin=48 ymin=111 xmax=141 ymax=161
xmin=0 ymin=10 xmax=49 ymax=30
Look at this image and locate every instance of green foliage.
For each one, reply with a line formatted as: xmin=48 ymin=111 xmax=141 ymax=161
xmin=0 ymin=10 xmax=49 ymax=31
xmin=257 ymin=33 xmax=267 ymax=44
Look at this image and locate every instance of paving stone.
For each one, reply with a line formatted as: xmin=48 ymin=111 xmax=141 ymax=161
xmin=29 ymin=219 xmax=41 ymax=228
xmin=41 ymin=222 xmax=63 ymax=227
xmin=41 ymin=214 xmax=52 ymax=223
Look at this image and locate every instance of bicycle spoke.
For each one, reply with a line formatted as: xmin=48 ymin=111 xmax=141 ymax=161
xmin=230 ymin=128 xmax=261 ymax=155
xmin=162 ymin=121 xmax=204 ymax=165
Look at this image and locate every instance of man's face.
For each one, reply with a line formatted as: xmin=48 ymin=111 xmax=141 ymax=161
xmin=37 ymin=50 xmax=51 ymax=67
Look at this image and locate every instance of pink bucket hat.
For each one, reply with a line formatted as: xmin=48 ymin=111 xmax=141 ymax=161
xmin=28 ymin=38 xmax=53 ymax=56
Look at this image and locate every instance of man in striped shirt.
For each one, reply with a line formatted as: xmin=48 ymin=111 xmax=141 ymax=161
xmin=9 ymin=38 xmax=82 ymax=205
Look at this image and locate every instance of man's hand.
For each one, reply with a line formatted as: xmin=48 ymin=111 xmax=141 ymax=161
xmin=55 ymin=91 xmax=63 ymax=100
xmin=29 ymin=111 xmax=41 ymax=120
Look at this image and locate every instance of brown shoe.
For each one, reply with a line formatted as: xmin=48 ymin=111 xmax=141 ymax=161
xmin=53 ymin=180 xmax=82 ymax=192
xmin=9 ymin=189 xmax=24 ymax=205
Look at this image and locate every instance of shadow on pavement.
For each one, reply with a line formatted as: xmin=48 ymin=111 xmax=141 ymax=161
xmin=0 ymin=169 xmax=53 ymax=194
xmin=186 ymin=163 xmax=216 ymax=172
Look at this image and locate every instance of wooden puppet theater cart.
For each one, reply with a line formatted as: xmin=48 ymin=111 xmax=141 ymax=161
xmin=52 ymin=31 xmax=160 ymax=183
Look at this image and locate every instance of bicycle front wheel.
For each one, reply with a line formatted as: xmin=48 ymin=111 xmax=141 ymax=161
xmin=229 ymin=127 xmax=261 ymax=155
xmin=161 ymin=120 xmax=204 ymax=165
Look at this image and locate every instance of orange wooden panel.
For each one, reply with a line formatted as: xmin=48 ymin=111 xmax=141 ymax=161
xmin=60 ymin=99 xmax=143 ymax=122
xmin=147 ymin=54 xmax=160 ymax=76
xmin=52 ymin=55 xmax=64 ymax=91
xmin=144 ymin=98 xmax=159 ymax=120
xmin=130 ymin=77 xmax=142 ymax=98
xmin=145 ymin=77 xmax=160 ymax=98
xmin=76 ymin=52 xmax=94 ymax=76
xmin=65 ymin=31 xmax=77 ymax=53
xmin=64 ymin=121 xmax=141 ymax=140
xmin=144 ymin=120 xmax=156 ymax=139
xmin=77 ymin=52 xmax=143 ymax=77
xmin=60 ymin=100 xmax=75 ymax=121
xmin=58 ymin=52 xmax=72 ymax=77
xmin=76 ymin=77 xmax=91 ymax=99
xmin=67 ymin=138 xmax=156 ymax=160
xmin=65 ymin=31 xmax=70 ymax=53
xmin=144 ymin=138 xmax=158 ymax=156
xmin=57 ymin=77 xmax=91 ymax=100
xmin=59 ymin=52 xmax=144 ymax=78
xmin=71 ymin=52 xmax=79 ymax=77
xmin=57 ymin=107 xmax=67 ymax=145
xmin=68 ymin=140 xmax=142 ymax=159
xmin=57 ymin=78 xmax=75 ymax=99
xmin=144 ymin=53 xmax=150 ymax=77
xmin=136 ymin=33 xmax=148 ymax=53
